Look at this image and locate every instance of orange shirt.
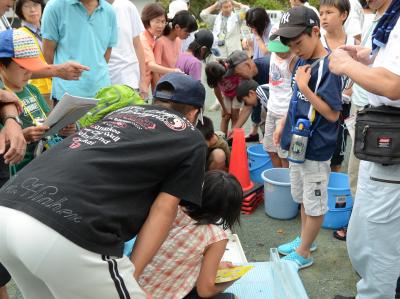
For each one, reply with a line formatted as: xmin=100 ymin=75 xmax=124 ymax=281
xmin=153 ymin=35 xmax=182 ymax=68
xmin=140 ymin=30 xmax=156 ymax=93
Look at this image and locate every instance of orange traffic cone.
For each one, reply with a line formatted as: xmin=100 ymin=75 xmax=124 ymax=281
xmin=229 ymin=128 xmax=254 ymax=192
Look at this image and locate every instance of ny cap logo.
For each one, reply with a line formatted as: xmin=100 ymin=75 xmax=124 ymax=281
xmin=310 ymin=19 xmax=315 ymax=24
xmin=281 ymin=12 xmax=290 ymax=24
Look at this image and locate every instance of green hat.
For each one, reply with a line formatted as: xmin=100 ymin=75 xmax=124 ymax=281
xmin=268 ymin=25 xmax=290 ymax=53
xmin=268 ymin=39 xmax=290 ymax=53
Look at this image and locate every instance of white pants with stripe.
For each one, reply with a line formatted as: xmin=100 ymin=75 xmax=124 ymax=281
xmin=0 ymin=207 xmax=146 ymax=299
xmin=347 ymin=161 xmax=400 ymax=299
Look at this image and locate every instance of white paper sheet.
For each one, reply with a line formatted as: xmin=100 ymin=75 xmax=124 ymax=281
xmin=43 ymin=93 xmax=98 ymax=137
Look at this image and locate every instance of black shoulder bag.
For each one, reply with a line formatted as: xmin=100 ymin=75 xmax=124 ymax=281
xmin=354 ymin=105 xmax=400 ymax=164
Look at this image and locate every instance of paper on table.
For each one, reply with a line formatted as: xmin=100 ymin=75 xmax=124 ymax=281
xmin=215 ymin=265 xmax=254 ymax=283
xmin=216 ymin=234 xmax=252 ymax=283
xmin=43 ymin=93 xmax=98 ymax=137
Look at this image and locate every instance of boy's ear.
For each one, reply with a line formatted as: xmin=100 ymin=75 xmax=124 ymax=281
xmin=312 ymin=26 xmax=320 ymax=36
xmin=342 ymin=11 xmax=349 ymax=22
xmin=249 ymin=90 xmax=257 ymax=96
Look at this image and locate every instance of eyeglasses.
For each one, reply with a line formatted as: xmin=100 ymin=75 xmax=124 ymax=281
xmin=151 ymin=19 xmax=166 ymax=26
xmin=22 ymin=2 xmax=41 ymax=10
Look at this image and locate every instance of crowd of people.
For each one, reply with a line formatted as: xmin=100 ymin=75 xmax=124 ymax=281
xmin=0 ymin=0 xmax=399 ymax=298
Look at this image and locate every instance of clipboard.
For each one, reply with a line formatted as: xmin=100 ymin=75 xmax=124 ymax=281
xmin=43 ymin=93 xmax=98 ymax=137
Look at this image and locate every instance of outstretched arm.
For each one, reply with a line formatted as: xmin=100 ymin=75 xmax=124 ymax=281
xmin=329 ymin=48 xmax=400 ymax=100
xmin=133 ymin=36 xmax=148 ymax=99
xmin=196 ymin=239 xmax=234 ymax=298
xmin=34 ymin=39 xmax=90 ymax=81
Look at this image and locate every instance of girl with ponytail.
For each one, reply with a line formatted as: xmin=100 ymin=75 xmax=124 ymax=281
xmin=153 ymin=10 xmax=197 ymax=83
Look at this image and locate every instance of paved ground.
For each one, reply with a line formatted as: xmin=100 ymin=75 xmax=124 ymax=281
xmin=6 ymin=84 xmax=358 ymax=299
xmin=204 ymin=86 xmax=358 ymax=299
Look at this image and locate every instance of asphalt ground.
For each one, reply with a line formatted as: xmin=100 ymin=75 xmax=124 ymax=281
xmin=6 ymin=83 xmax=358 ymax=299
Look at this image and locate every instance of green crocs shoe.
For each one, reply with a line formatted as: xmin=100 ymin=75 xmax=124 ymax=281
xmin=282 ymin=251 xmax=314 ymax=269
xmin=277 ymin=236 xmax=317 ymax=255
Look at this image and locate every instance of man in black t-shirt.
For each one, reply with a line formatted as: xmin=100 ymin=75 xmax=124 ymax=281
xmin=0 ymin=73 xmax=207 ymax=299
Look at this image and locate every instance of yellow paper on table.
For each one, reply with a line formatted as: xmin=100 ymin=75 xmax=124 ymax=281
xmin=215 ymin=265 xmax=254 ymax=283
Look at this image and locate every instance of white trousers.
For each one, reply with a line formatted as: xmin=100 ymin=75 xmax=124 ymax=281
xmin=347 ymin=161 xmax=400 ymax=299
xmin=0 ymin=207 xmax=146 ymax=299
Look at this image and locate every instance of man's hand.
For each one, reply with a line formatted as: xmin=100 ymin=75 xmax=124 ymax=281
xmin=295 ymin=65 xmax=311 ymax=92
xmin=58 ymin=123 xmax=76 ymax=137
xmin=339 ymin=45 xmax=373 ymax=65
xmin=23 ymin=125 xmax=49 ymax=143
xmin=0 ymin=90 xmax=23 ymax=114
xmin=0 ymin=120 xmax=26 ymax=164
xmin=328 ymin=48 xmax=355 ymax=75
xmin=54 ymin=62 xmax=90 ymax=80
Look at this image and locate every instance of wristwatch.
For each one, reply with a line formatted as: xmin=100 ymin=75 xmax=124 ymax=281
xmin=2 ymin=115 xmax=23 ymax=127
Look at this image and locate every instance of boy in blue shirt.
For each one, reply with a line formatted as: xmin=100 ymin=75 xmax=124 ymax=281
xmin=273 ymin=6 xmax=342 ymax=269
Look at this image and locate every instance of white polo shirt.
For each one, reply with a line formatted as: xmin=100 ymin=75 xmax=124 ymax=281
xmin=108 ymin=0 xmax=144 ymax=89
xmin=368 ymin=20 xmax=400 ymax=108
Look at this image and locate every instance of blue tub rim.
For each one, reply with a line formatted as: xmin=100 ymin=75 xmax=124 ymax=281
xmin=250 ymin=160 xmax=271 ymax=171
xmin=328 ymin=172 xmax=351 ymax=191
xmin=247 ymin=144 xmax=268 ymax=157
xmin=261 ymin=168 xmax=291 ymax=187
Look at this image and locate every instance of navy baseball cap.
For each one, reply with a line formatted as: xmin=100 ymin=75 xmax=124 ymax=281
xmin=154 ymin=73 xmax=206 ymax=122
xmin=270 ymin=6 xmax=320 ymax=40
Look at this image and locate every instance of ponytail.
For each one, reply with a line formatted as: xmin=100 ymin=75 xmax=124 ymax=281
xmin=163 ymin=10 xmax=197 ymax=36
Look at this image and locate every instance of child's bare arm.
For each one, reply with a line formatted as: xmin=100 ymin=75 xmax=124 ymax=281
xmin=273 ymin=115 xmax=287 ymax=147
xmin=214 ymin=87 xmax=228 ymax=114
xmin=196 ymin=239 xmax=230 ymax=298
xmin=296 ymin=65 xmax=340 ymax=122
xmin=130 ymin=192 xmax=179 ymax=279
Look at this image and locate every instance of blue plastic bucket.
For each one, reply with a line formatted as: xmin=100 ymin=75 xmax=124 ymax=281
xmin=262 ymin=168 xmax=299 ymax=220
xmin=248 ymin=144 xmax=273 ymax=184
xmin=322 ymin=172 xmax=353 ymax=229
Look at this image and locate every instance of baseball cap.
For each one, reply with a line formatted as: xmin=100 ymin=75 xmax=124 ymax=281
xmin=268 ymin=25 xmax=290 ymax=53
xmin=224 ymin=50 xmax=249 ymax=77
xmin=154 ymin=73 xmax=206 ymax=123
xmin=194 ymin=29 xmax=213 ymax=49
xmin=270 ymin=6 xmax=320 ymax=40
xmin=167 ymin=0 xmax=188 ymax=19
xmin=0 ymin=29 xmax=47 ymax=72
xmin=193 ymin=29 xmax=220 ymax=57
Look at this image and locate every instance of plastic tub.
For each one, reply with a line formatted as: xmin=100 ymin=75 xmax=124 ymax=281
xmin=262 ymin=168 xmax=299 ymax=220
xmin=322 ymin=172 xmax=353 ymax=229
xmin=248 ymin=144 xmax=273 ymax=184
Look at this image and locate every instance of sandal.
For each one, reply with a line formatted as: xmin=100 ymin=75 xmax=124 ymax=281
xmin=333 ymin=227 xmax=347 ymax=241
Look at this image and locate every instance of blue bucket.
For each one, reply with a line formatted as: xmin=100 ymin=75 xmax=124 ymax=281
xmin=248 ymin=144 xmax=273 ymax=184
xmin=322 ymin=172 xmax=353 ymax=229
xmin=262 ymin=168 xmax=299 ymax=220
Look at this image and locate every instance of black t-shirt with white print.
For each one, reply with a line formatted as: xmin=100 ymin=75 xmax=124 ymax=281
xmin=0 ymin=105 xmax=207 ymax=256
